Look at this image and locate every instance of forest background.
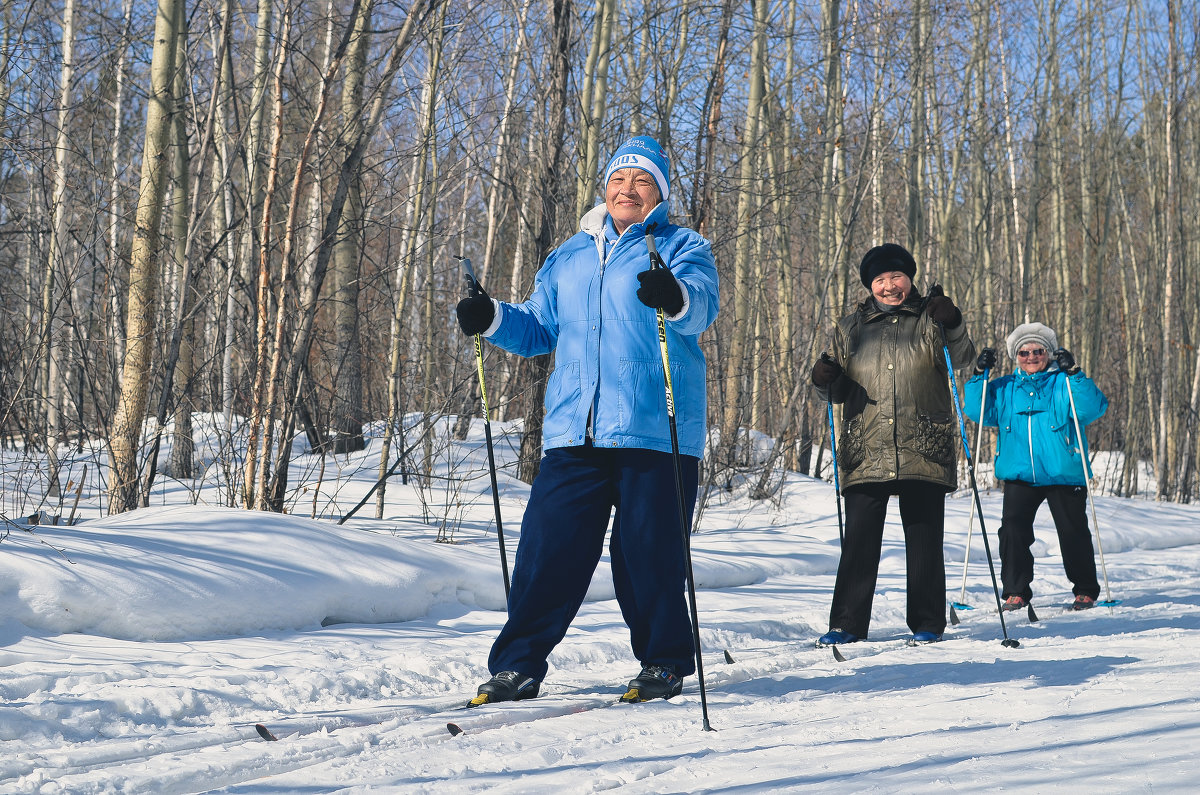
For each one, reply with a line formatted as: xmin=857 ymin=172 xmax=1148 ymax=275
xmin=1 ymin=0 xmax=1197 ymax=522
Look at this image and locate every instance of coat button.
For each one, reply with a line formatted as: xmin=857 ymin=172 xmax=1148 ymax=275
xmin=888 ymin=363 xmax=894 ymax=370
xmin=889 ymin=418 xmax=894 ymax=425
xmin=889 ymin=471 xmax=896 ymax=477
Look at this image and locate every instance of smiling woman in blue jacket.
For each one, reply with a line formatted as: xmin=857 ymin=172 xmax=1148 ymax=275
xmin=455 ymin=136 xmax=719 ymax=706
xmin=964 ymin=322 xmax=1108 ymax=612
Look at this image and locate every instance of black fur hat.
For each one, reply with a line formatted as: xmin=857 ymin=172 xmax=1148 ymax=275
xmin=859 ymin=243 xmax=917 ymax=287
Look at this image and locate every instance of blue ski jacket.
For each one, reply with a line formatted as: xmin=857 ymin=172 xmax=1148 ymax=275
xmin=964 ymin=365 xmax=1107 ymax=486
xmin=485 ymin=201 xmax=719 ymax=458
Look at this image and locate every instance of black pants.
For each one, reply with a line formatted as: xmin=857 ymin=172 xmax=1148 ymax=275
xmin=828 ymin=480 xmax=947 ymax=639
xmin=999 ymin=480 xmax=1100 ymax=602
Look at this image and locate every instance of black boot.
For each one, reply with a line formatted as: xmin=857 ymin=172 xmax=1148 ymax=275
xmin=619 ymin=665 xmax=683 ymax=703
xmin=469 ymin=671 xmax=540 ymax=707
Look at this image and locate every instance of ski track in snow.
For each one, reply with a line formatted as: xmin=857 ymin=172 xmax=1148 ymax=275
xmin=3 ymin=431 xmax=1200 ymax=792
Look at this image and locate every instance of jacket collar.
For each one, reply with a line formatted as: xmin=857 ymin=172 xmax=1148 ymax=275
xmin=857 ymin=286 xmax=925 ymax=322
xmin=580 ymin=200 xmax=669 ymax=240
xmin=1014 ymin=364 xmax=1064 ymax=383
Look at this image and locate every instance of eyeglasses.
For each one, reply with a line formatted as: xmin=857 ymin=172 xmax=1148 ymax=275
xmin=1017 ymin=348 xmax=1046 ymax=358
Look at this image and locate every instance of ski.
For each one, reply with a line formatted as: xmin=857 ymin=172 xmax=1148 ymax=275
xmin=249 ymin=694 xmax=486 ymax=743
xmin=824 ymin=637 xmax=918 ymax=662
xmin=444 ymin=692 xmax=628 ymax=737
xmin=250 ymin=682 xmax=614 ymax=743
xmin=828 ymin=635 xmax=964 ymax=660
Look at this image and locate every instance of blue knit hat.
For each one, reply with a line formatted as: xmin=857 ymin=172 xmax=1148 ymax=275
xmin=603 ymin=136 xmax=670 ymax=202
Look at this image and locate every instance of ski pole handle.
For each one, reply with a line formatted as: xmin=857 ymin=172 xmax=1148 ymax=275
xmin=456 ymin=255 xmax=482 ymax=298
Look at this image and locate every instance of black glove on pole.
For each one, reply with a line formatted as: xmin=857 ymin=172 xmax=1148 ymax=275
xmin=925 ymin=292 xmax=962 ymax=328
xmin=1054 ymin=348 xmax=1079 ymax=374
xmin=975 ymin=347 xmax=996 ymax=375
xmin=456 ymin=281 xmax=495 ymax=336
xmin=636 ymin=268 xmax=685 ymax=315
xmin=811 ymin=352 xmax=843 ymax=387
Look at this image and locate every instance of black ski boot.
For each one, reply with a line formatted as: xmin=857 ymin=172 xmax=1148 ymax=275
xmin=469 ymin=671 xmax=540 ymax=707
xmin=619 ymin=665 xmax=683 ymax=703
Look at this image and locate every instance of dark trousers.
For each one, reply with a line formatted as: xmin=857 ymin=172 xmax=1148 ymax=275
xmin=488 ymin=444 xmax=698 ymax=681
xmin=829 ymin=480 xmax=947 ymax=639
xmin=999 ymin=480 xmax=1100 ymax=601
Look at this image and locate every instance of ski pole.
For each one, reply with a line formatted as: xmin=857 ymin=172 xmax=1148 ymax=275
xmin=826 ymin=398 xmax=844 ymax=546
xmin=936 ymin=317 xmax=1019 ymax=648
xmin=1063 ymin=372 xmax=1119 ymax=607
xmin=644 ymin=228 xmax=713 ymax=732
xmin=455 ymin=255 xmax=511 ymax=603
xmin=950 ymin=365 xmax=990 ymax=624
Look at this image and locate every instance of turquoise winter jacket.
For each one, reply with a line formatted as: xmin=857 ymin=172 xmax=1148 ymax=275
xmin=964 ymin=365 xmax=1107 ymax=486
xmin=486 ymin=201 xmax=719 ymax=458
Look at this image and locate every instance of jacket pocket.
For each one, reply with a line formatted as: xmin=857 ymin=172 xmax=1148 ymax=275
xmin=838 ymin=414 xmax=865 ymax=472
xmin=616 ymin=358 xmax=681 ymax=442
xmin=913 ymin=413 xmax=956 ymax=466
xmin=543 ymin=360 xmax=582 ymax=440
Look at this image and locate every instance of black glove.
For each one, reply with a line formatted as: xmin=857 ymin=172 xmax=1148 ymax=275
xmin=811 ymin=352 xmax=843 ymax=387
xmin=456 ymin=282 xmax=495 ymax=336
xmin=636 ymin=268 xmax=685 ymax=315
xmin=974 ymin=347 xmax=996 ymax=375
xmin=1054 ymin=348 xmax=1080 ymax=375
xmin=925 ymin=293 xmax=962 ymax=328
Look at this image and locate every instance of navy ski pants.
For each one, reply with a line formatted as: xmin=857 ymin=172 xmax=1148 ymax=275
xmin=828 ymin=480 xmax=947 ymax=639
xmin=487 ymin=444 xmax=698 ymax=682
xmin=999 ymin=480 xmax=1100 ymax=601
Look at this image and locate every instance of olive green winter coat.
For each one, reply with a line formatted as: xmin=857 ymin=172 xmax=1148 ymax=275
xmin=818 ymin=289 xmax=976 ymax=491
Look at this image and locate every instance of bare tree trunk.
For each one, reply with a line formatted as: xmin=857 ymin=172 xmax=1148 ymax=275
xmin=419 ymin=7 xmax=447 ymax=483
xmin=517 ymin=0 xmax=573 ymax=485
xmin=209 ymin=0 xmax=240 ymax=422
xmin=329 ymin=0 xmax=375 ymax=455
xmin=574 ymin=0 xmax=614 ymax=220
xmin=41 ymin=0 xmax=76 ymax=498
xmin=168 ymin=6 xmax=196 ymax=480
xmin=689 ymin=0 xmax=733 ymax=239
xmin=1156 ymin=0 xmax=1179 ymax=499
xmin=480 ymin=0 xmax=532 ymax=285
xmin=108 ymin=0 xmax=181 ymax=513
xmin=906 ymin=0 xmax=928 ymax=256
xmin=817 ymin=0 xmax=845 ymax=326
xmin=225 ymin=0 xmax=275 ymax=428
xmin=765 ymin=0 xmax=799 ymax=469
xmin=244 ymin=5 xmax=292 ymax=509
xmin=106 ymin=0 xmax=135 ymax=387
xmin=718 ymin=0 xmax=766 ymax=473
xmin=968 ymin=0 xmax=994 ymax=338
xmin=996 ymin=9 xmax=1026 ymax=325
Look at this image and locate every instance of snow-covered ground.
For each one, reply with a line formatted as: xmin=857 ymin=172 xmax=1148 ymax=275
xmin=2 ymin=418 xmax=1199 ymax=793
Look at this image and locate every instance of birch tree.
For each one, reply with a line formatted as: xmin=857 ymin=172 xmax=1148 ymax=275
xmin=40 ymin=0 xmax=76 ymax=498
xmin=108 ymin=0 xmax=183 ymax=513
xmin=328 ymin=0 xmax=376 ymax=455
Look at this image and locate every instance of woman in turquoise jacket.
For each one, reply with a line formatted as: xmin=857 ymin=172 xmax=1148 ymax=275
xmin=964 ymin=322 xmax=1108 ymax=611
xmin=456 ymin=136 xmax=719 ymax=705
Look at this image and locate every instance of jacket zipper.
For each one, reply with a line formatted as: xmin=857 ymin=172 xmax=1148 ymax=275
xmin=1026 ymin=409 xmax=1037 ymax=481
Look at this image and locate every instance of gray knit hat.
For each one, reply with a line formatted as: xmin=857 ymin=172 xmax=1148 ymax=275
xmin=1005 ymin=322 xmax=1058 ymax=359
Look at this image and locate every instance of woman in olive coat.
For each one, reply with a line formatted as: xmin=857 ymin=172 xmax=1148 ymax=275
xmin=811 ymin=243 xmax=975 ymax=645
